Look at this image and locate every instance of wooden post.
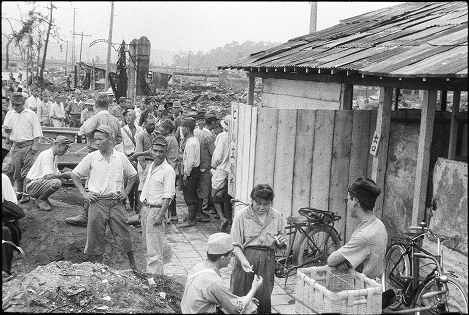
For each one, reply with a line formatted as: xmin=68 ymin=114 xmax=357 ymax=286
xmin=371 ymin=87 xmax=392 ymax=219
xmin=440 ymin=90 xmax=447 ymax=112
xmin=394 ymin=88 xmax=400 ymax=111
xmin=411 ymin=90 xmax=437 ymax=226
xmin=340 ymin=83 xmax=353 ymax=110
xmin=105 ymin=1 xmax=114 ymax=90
xmin=448 ymin=91 xmax=460 ymax=160
xmin=247 ymin=76 xmax=255 ymax=105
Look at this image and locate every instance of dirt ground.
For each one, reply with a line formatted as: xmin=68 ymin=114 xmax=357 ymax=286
xmin=3 ymin=185 xmax=184 ymax=313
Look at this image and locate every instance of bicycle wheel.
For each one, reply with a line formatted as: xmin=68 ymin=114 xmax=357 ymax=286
xmin=293 ymin=225 xmax=340 ymax=266
xmin=414 ymin=275 xmax=468 ymax=314
xmin=384 ymin=244 xmax=410 ymax=309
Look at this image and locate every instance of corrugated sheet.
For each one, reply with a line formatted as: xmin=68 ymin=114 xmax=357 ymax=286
xmin=220 ymin=2 xmax=468 ymax=79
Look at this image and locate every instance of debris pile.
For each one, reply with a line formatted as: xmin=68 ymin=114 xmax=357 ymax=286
xmin=2 ymin=261 xmax=183 ymax=313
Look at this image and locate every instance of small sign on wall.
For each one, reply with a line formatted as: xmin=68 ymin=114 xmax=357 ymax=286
xmin=370 ymin=129 xmax=381 ymax=156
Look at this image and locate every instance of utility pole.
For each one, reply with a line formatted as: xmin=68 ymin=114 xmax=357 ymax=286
xmin=310 ymin=2 xmax=318 ymax=33
xmin=73 ymin=32 xmax=91 ymax=87
xmin=72 ymin=7 xmax=76 ymax=87
xmin=105 ymin=1 xmax=114 ymax=90
xmin=65 ymin=40 xmax=68 ymax=76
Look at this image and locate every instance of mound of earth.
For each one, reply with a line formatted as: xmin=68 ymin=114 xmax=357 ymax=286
xmin=2 ymin=186 xmax=185 ymax=313
xmin=2 ymin=261 xmax=183 ymax=313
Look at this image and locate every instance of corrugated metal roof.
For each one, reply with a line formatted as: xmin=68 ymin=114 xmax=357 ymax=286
xmin=219 ymin=2 xmax=468 ymax=79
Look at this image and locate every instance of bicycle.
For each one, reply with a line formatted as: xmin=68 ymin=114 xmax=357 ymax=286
xmin=383 ymin=222 xmax=468 ymax=314
xmin=230 ymin=199 xmax=342 ymax=286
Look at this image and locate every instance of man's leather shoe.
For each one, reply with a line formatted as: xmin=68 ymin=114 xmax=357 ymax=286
xmin=65 ymin=213 xmax=88 ymax=227
xmin=197 ymin=216 xmax=210 ymax=223
xmin=20 ymin=194 xmax=30 ymax=204
xmin=35 ymin=199 xmax=51 ymax=211
xmin=179 ymin=222 xmax=196 ymax=228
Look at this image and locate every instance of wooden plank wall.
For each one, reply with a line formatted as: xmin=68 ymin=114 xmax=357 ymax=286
xmin=247 ymin=107 xmax=376 ymax=241
xmin=229 ymin=102 xmax=258 ymax=204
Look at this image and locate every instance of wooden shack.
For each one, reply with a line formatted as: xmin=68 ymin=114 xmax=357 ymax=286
xmin=219 ymin=1 xmax=468 ymax=284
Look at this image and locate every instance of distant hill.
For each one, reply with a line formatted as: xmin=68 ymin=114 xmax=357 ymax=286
xmin=2 ymin=40 xmax=177 ymax=67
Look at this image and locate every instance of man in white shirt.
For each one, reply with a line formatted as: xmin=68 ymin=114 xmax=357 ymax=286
xmin=70 ymin=124 xmax=138 ymax=270
xmin=179 ymin=117 xmax=202 ymax=228
xmin=118 ymin=109 xmax=143 ymax=211
xmin=211 ymin=115 xmax=232 ymax=230
xmin=49 ymin=94 xmax=66 ymax=127
xmin=24 ymin=88 xmax=41 ymax=112
xmin=139 ymin=135 xmax=175 ymax=275
xmin=2 ymin=92 xmax=43 ymax=203
xmin=37 ymin=92 xmax=52 ymax=126
xmin=25 ymin=136 xmax=72 ymax=211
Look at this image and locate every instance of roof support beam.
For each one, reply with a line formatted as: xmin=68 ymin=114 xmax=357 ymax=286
xmin=247 ymin=76 xmax=255 ymax=106
xmin=448 ymin=90 xmax=460 ymax=160
xmin=371 ymin=87 xmax=392 ymax=220
xmin=340 ymin=83 xmax=353 ymax=110
xmin=412 ymin=90 xmax=437 ymax=226
xmin=246 ymin=71 xmax=467 ymax=91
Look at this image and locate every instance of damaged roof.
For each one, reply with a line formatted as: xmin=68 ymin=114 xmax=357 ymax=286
xmin=219 ymin=2 xmax=468 ymax=79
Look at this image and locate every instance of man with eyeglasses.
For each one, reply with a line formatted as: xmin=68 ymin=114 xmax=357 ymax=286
xmin=181 ymin=232 xmax=263 ymax=314
xmin=230 ymin=184 xmax=287 ymax=314
xmin=327 ymin=177 xmax=388 ymax=280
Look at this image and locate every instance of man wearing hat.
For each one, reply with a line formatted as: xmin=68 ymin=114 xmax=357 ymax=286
xmin=66 ymin=92 xmax=123 ymax=227
xmin=70 ymin=124 xmax=138 ymax=270
xmin=179 ymin=117 xmax=204 ymax=227
xmin=327 ymin=177 xmax=388 ymax=280
xmin=80 ymin=99 xmax=96 ymax=124
xmin=37 ymin=92 xmax=52 ymax=126
xmin=25 ymin=136 xmax=73 ymax=211
xmin=49 ymin=94 xmax=66 ymax=127
xmin=139 ymin=135 xmax=175 ymax=275
xmin=65 ymin=93 xmax=83 ymax=127
xmin=118 ymin=109 xmax=143 ymax=211
xmin=2 ymin=92 xmax=43 ymax=203
xmin=194 ymin=111 xmax=217 ymax=223
xmin=181 ymin=232 xmax=263 ymax=314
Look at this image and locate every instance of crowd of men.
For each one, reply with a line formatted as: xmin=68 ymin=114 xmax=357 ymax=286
xmin=2 ymin=84 xmax=388 ymax=314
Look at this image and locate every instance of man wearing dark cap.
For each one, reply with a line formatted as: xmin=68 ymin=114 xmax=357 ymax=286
xmin=25 ymin=136 xmax=73 ymax=211
xmin=78 ymin=91 xmax=122 ymax=152
xmin=327 ymin=177 xmax=388 ymax=280
xmin=70 ymin=124 xmax=138 ymax=270
xmin=2 ymin=92 xmax=43 ymax=203
xmin=179 ymin=117 xmax=204 ymax=227
xmin=139 ymin=135 xmax=175 ymax=275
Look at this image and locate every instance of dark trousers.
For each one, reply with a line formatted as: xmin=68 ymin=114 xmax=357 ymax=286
xmin=182 ymin=166 xmax=200 ymax=224
xmin=168 ymin=195 xmax=177 ymax=217
xmin=2 ymin=221 xmax=21 ymax=274
xmin=231 ymin=247 xmax=275 ymax=314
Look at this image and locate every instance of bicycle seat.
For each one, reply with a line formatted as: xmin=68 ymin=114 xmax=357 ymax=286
xmin=298 ymin=207 xmax=337 ymax=224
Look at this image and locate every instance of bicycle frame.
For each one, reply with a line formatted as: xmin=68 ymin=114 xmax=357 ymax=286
xmin=385 ymin=226 xmax=453 ymax=313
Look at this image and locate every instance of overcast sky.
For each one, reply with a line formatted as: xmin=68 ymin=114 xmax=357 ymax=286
xmin=2 ymin=1 xmax=404 ymax=53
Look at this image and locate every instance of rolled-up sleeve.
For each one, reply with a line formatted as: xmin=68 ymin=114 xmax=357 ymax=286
xmin=72 ymin=154 xmax=92 ymax=179
xmin=122 ymin=155 xmax=138 ymax=178
xmin=207 ymin=282 xmax=244 ymax=314
xmin=162 ymin=168 xmax=176 ymax=199
xmin=230 ymin=209 xmax=246 ymax=250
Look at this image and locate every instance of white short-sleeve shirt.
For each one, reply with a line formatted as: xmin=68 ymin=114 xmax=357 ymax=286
xmin=72 ymin=149 xmax=137 ymax=195
xmin=26 ymin=148 xmax=60 ymax=181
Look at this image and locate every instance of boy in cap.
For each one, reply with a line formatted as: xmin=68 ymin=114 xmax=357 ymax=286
xmin=139 ymin=135 xmax=175 ymax=275
xmin=179 ymin=117 xmax=204 ymax=227
xmin=327 ymin=177 xmax=388 ymax=280
xmin=2 ymin=92 xmax=43 ymax=203
xmin=80 ymin=99 xmax=96 ymax=125
xmin=25 ymin=136 xmax=73 ymax=211
xmin=70 ymin=124 xmax=138 ymax=269
xmin=181 ymin=232 xmax=263 ymax=314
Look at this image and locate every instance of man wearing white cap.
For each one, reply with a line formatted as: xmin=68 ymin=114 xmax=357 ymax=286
xmin=25 ymin=136 xmax=72 ymax=211
xmin=181 ymin=232 xmax=263 ymax=314
xmin=80 ymin=99 xmax=96 ymax=125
